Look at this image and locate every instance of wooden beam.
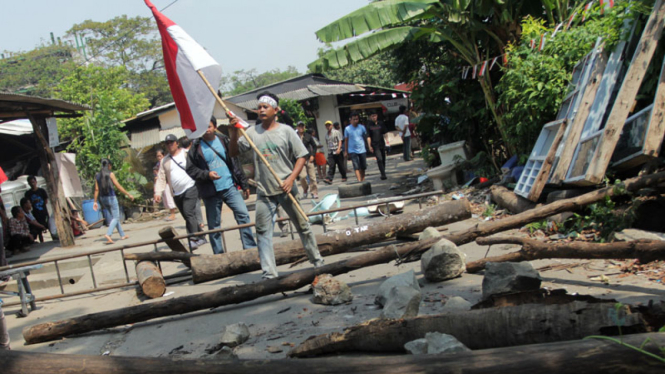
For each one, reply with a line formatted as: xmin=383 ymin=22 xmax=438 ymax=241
xmin=643 ymin=55 xmax=665 ymax=158
xmin=550 ymin=51 xmax=611 ymax=183
xmin=527 ymin=120 xmax=567 ymax=201
xmin=2 ymin=333 xmax=665 ymax=373
xmin=26 ymin=113 xmax=75 ymax=247
xmin=585 ymin=0 xmax=665 ymax=184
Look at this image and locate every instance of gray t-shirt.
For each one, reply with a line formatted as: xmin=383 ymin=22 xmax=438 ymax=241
xmin=238 ymin=123 xmax=309 ymax=196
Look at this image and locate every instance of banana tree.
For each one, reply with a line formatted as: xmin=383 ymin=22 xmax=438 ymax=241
xmin=310 ymin=0 xmax=579 ymax=156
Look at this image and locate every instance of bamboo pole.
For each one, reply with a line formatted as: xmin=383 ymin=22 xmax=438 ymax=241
xmin=196 ymin=70 xmax=308 ymax=221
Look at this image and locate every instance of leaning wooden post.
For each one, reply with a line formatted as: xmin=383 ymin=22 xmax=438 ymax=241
xmin=196 ymin=70 xmax=309 ymax=222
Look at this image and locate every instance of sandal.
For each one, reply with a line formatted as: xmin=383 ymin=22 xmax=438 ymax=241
xmin=323 ymin=179 xmax=333 ymax=185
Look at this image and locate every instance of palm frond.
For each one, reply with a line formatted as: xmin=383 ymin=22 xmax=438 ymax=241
xmin=315 ymin=0 xmax=439 ymax=42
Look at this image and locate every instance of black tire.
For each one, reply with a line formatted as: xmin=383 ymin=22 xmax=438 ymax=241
xmin=338 ymin=181 xmax=372 ymax=198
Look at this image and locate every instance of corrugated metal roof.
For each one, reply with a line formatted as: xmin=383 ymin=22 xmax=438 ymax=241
xmin=234 ymin=84 xmax=363 ymax=110
xmin=123 ymin=102 xmax=176 ymax=124
xmin=130 ymin=125 xmax=187 ymax=149
xmin=0 ymin=93 xmax=90 ymax=113
xmin=0 ymin=119 xmax=33 ymax=136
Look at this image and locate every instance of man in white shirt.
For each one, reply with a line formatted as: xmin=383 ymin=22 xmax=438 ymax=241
xmin=395 ymin=105 xmax=412 ymax=161
xmin=155 ymin=134 xmax=206 ymax=250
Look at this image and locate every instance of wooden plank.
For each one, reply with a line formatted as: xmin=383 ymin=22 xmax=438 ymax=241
xmin=158 ymin=226 xmax=189 ymax=253
xmin=550 ymin=52 xmax=609 ymax=183
xmin=527 ymin=120 xmax=566 ymax=201
xmin=585 ymin=0 xmax=665 ymax=184
xmin=3 ymin=333 xmax=665 ymax=374
xmin=643 ymin=55 xmax=665 ymax=157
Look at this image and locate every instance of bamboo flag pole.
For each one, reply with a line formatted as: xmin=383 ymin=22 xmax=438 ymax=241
xmin=196 ymin=70 xmax=309 ymax=222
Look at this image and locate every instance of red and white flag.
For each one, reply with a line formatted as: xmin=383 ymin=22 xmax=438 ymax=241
xmin=478 ymin=60 xmax=488 ymax=77
xmin=0 ymin=166 xmax=7 ymax=185
xmin=145 ymin=0 xmax=222 ymax=139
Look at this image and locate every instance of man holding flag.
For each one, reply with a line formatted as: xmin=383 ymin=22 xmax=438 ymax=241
xmin=228 ymin=92 xmax=324 ymax=279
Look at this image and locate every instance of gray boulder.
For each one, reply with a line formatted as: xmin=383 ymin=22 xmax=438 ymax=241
xmin=418 ymin=227 xmax=442 ymax=241
xmin=215 ymin=346 xmax=238 ymax=359
xmin=375 ymin=270 xmax=421 ymax=307
xmin=312 ymin=274 xmax=353 ymax=305
xmin=482 ymin=262 xmax=542 ymax=299
xmin=441 ymin=296 xmax=472 ymax=312
xmin=420 ymin=238 xmax=466 ymax=282
xmin=219 ymin=323 xmax=250 ymax=348
xmin=381 ymin=286 xmax=421 ymax=319
xmin=405 ymin=332 xmax=470 ymax=355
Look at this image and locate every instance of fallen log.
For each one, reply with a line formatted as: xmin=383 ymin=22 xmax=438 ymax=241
xmin=288 ymin=302 xmax=645 ymax=357
xmin=136 ymin=261 xmax=166 ymax=299
xmin=159 ymin=226 xmax=189 ymax=253
xmin=22 ymin=172 xmax=665 ymax=344
xmin=190 ymin=200 xmax=472 ymax=283
xmin=467 ymin=237 xmax=665 ymax=273
xmin=4 ymin=333 xmax=665 ymax=374
xmin=490 ymin=185 xmax=537 ymax=214
xmin=124 ymin=251 xmax=196 ymax=265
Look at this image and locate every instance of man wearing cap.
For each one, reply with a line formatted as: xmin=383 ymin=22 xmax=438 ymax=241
xmin=186 ymin=117 xmax=256 ymax=254
xmin=296 ymin=121 xmax=319 ymax=199
xmin=344 ymin=111 xmax=368 ymax=182
xmin=323 ymin=120 xmax=345 ymax=184
xmin=365 ymin=111 xmax=389 ymax=180
xmin=228 ymin=91 xmax=324 ymax=279
xmin=155 ymin=134 xmax=207 ymax=250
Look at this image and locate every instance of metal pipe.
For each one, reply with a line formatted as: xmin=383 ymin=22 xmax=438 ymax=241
xmin=120 ymin=249 xmax=130 ymax=283
xmin=54 ymin=261 xmax=64 ymax=294
xmin=87 ymin=255 xmax=97 ymax=289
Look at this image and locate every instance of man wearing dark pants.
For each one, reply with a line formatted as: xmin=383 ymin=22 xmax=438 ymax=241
xmin=344 ymin=112 xmax=367 ymax=182
xmin=323 ymin=120 xmax=345 ymax=184
xmin=186 ymin=117 xmax=256 ymax=254
xmin=366 ymin=111 xmax=388 ymax=180
xmin=155 ymin=134 xmax=206 ymax=250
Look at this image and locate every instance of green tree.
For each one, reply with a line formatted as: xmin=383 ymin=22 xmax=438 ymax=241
xmin=0 ymin=44 xmax=76 ymax=96
xmin=54 ymin=65 xmax=150 ymax=197
xmin=279 ymin=98 xmax=310 ymax=126
xmin=309 ymin=0 xmax=583 ymax=156
xmin=68 ymin=15 xmax=172 ymax=106
xmin=222 ymin=66 xmax=301 ymax=96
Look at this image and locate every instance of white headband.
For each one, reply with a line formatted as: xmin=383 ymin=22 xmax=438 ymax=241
xmin=258 ymin=95 xmax=278 ymax=109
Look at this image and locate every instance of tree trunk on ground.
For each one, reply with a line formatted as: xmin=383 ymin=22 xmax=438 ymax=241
xmin=4 ymin=333 xmax=665 ymax=373
xmin=159 ymin=226 xmax=188 ymax=253
xmin=136 ymin=261 xmax=166 ymax=299
xmin=22 ymin=172 xmax=665 ymax=344
xmin=466 ymin=237 xmax=665 ymax=273
xmin=288 ymin=302 xmax=645 ymax=357
xmin=190 ymin=200 xmax=471 ymax=283
xmin=490 ymin=186 xmax=537 ymax=214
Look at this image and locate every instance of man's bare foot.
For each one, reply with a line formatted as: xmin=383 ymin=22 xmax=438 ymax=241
xmin=104 ymin=234 xmax=115 ymax=244
xmin=121 ymin=236 xmax=129 ymax=240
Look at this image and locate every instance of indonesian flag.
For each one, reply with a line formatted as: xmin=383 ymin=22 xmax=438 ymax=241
xmin=0 ymin=166 xmax=7 ymax=185
xmin=145 ymin=0 xmax=222 ymax=139
xmin=478 ymin=60 xmax=488 ymax=77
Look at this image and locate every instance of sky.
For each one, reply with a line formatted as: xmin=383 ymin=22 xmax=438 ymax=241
xmin=0 ymin=0 xmax=366 ymax=75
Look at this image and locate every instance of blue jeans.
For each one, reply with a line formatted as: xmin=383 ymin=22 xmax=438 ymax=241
xmin=204 ymin=187 xmax=256 ymax=254
xmin=255 ymin=192 xmax=323 ymax=278
xmin=100 ymin=196 xmax=125 ymax=238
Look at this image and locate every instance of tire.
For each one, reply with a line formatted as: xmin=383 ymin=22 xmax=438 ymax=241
xmin=338 ymin=181 xmax=372 ymax=198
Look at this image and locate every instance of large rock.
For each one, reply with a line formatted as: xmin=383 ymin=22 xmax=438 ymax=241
xmin=219 ymin=323 xmax=250 ymax=348
xmin=381 ymin=286 xmax=421 ymax=319
xmin=375 ymin=270 xmax=421 ymax=307
xmin=312 ymin=274 xmax=353 ymax=305
xmin=404 ymin=332 xmax=471 ymax=355
xmin=420 ymin=238 xmax=466 ymax=282
xmin=418 ymin=227 xmax=442 ymax=241
xmin=441 ymin=296 xmax=472 ymax=312
xmin=482 ymin=262 xmax=542 ymax=299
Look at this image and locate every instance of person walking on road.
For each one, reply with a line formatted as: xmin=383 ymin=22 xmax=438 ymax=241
xmin=365 ymin=111 xmax=388 ymax=180
xmin=93 ymin=158 xmax=134 ymax=244
xmin=323 ymin=120 xmax=345 ymax=184
xmin=296 ymin=121 xmax=319 ymax=199
xmin=344 ymin=111 xmax=368 ymax=182
xmin=395 ymin=105 xmax=412 ymax=161
xmin=155 ymin=134 xmax=207 ymax=250
xmin=186 ymin=117 xmax=256 ymax=254
xmin=154 ymin=149 xmax=177 ymax=222
xmin=228 ymin=91 xmax=324 ymax=279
